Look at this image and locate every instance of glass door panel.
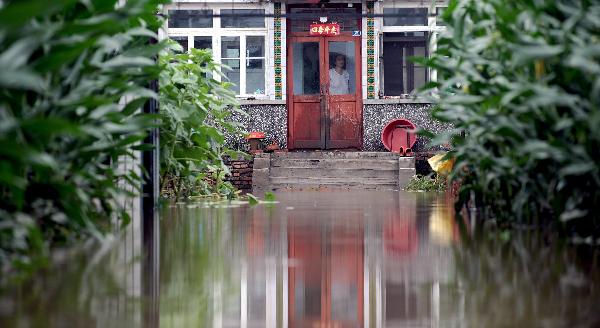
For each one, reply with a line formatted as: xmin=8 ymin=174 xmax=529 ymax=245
xmin=327 ymin=41 xmax=356 ymax=95
xmin=325 ymin=38 xmax=361 ymax=149
xmin=292 ymin=42 xmax=321 ymax=95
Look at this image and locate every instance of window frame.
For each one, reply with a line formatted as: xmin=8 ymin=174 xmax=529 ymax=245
xmin=378 ymin=4 xmax=447 ymax=97
xmin=381 ymin=32 xmax=429 ymax=96
xmin=163 ymin=3 xmax=268 ymax=98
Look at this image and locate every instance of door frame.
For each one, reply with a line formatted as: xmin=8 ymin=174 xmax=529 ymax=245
xmin=286 ymin=34 xmax=363 ymax=150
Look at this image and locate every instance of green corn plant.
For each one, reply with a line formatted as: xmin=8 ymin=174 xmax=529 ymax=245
xmin=418 ymin=0 xmax=600 ymax=238
xmin=0 ymin=0 xmax=169 ymax=275
xmin=158 ymin=46 xmax=247 ymax=200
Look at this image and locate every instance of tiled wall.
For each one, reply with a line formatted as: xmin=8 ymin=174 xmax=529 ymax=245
xmin=363 ymin=103 xmax=451 ymax=151
xmin=225 ymin=102 xmax=450 ymax=152
xmin=225 ymin=103 xmax=288 ymax=151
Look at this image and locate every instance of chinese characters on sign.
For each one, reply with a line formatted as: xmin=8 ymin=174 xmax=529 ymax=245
xmin=309 ymin=23 xmax=340 ymax=36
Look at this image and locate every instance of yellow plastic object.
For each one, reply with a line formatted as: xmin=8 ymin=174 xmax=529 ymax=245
xmin=428 ymin=153 xmax=455 ymax=176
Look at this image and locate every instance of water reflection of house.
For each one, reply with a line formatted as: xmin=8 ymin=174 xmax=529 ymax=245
xmin=218 ymin=193 xmax=461 ymax=327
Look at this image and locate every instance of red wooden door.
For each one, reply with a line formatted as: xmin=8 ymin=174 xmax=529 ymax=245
xmin=288 ymin=37 xmax=326 ymax=149
xmin=287 ymin=36 xmax=362 ymax=149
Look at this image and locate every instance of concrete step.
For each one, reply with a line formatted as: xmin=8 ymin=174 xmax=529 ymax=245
xmin=268 ymin=184 xmax=399 ymax=191
xmin=271 ymin=151 xmax=400 ymax=160
xmin=271 ymin=158 xmax=413 ymax=170
xmin=251 ymin=152 xmax=416 ymax=191
xmin=269 ymin=167 xmax=398 ymax=179
xmin=270 ymin=176 xmax=398 ymax=186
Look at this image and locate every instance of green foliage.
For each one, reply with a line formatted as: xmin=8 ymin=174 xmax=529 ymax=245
xmin=0 ymin=0 xmax=168 ymax=273
xmin=159 ymin=47 xmax=246 ymax=199
xmin=420 ymin=0 xmax=600 ymax=236
xmin=264 ymin=192 xmax=276 ymax=202
xmin=246 ymin=193 xmax=259 ymax=206
xmin=405 ymin=174 xmax=447 ymax=192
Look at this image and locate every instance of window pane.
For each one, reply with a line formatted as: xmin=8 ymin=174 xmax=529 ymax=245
xmin=221 ymin=36 xmax=240 ymax=58
xmin=193 ymin=37 xmax=213 ymax=78
xmin=222 ymin=59 xmax=240 ymax=94
xmin=246 ymin=60 xmax=265 ymax=95
xmin=221 ymin=9 xmax=265 ymax=28
xmin=413 ymin=45 xmax=426 ymax=57
xmin=383 ymin=38 xmax=403 ymax=95
xmin=246 ymin=36 xmax=264 ymax=58
xmin=436 ymin=7 xmax=447 ymax=26
xmin=168 ymin=10 xmax=212 ymax=28
xmin=193 ymin=36 xmax=212 ymax=50
xmin=292 ymin=42 xmax=320 ymax=95
xmin=383 ymin=8 xmax=428 ymax=26
xmin=328 ymin=41 xmax=356 ymax=95
xmin=413 ymin=67 xmax=427 ymax=93
xmin=170 ymin=36 xmax=188 ymax=52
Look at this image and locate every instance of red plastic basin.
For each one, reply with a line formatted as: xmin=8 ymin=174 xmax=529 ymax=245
xmin=381 ymin=118 xmax=417 ymax=153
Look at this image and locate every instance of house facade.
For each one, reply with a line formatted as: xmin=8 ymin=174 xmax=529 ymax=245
xmin=161 ymin=0 xmax=449 ymax=152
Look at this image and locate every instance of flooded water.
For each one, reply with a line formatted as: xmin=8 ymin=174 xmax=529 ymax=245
xmin=1 ymin=191 xmax=599 ymax=327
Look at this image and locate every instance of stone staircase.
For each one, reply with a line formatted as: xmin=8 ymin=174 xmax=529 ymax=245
xmin=252 ymin=151 xmax=415 ymax=191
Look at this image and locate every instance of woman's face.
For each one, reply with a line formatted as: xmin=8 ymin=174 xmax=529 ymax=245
xmin=335 ymin=56 xmax=345 ymax=68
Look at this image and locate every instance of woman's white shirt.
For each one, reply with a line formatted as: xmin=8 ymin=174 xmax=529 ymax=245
xmin=329 ymin=68 xmax=349 ymax=95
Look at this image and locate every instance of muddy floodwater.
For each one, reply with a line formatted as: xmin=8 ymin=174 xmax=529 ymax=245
xmin=1 ymin=191 xmax=599 ymax=327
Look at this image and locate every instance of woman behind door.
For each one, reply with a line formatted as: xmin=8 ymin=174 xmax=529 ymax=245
xmin=329 ymin=54 xmax=350 ymax=95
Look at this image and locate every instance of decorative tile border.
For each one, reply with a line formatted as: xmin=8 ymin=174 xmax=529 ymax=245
xmin=366 ymin=1 xmax=375 ymax=99
xmin=274 ymin=3 xmax=283 ymax=100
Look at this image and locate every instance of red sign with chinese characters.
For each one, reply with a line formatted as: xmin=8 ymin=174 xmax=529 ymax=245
xmin=309 ymin=23 xmax=340 ymax=36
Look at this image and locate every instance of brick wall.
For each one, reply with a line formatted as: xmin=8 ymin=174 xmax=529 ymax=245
xmin=225 ymin=157 xmax=254 ymax=193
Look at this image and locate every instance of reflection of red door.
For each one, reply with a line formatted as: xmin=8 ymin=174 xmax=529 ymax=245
xmin=288 ymin=223 xmax=364 ymax=327
xmin=287 ymin=35 xmax=362 ymax=149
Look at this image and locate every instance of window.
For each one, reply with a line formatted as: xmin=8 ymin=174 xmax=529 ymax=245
xmin=379 ymin=6 xmax=434 ymax=97
xmin=193 ymin=36 xmax=212 ymax=50
xmin=221 ymin=36 xmax=241 ymax=94
xmin=221 ymin=9 xmax=265 ymax=28
xmin=168 ymin=10 xmax=212 ymax=28
xmin=165 ymin=6 xmax=267 ymax=97
xmin=220 ymin=36 xmax=266 ymax=95
xmin=245 ymin=36 xmax=265 ymax=95
xmin=381 ymin=32 xmax=428 ymax=96
xmin=383 ymin=8 xmax=428 ymax=26
xmin=168 ymin=36 xmax=212 ymax=52
xmin=169 ymin=36 xmax=188 ymax=51
xmin=436 ymin=7 xmax=447 ymax=27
